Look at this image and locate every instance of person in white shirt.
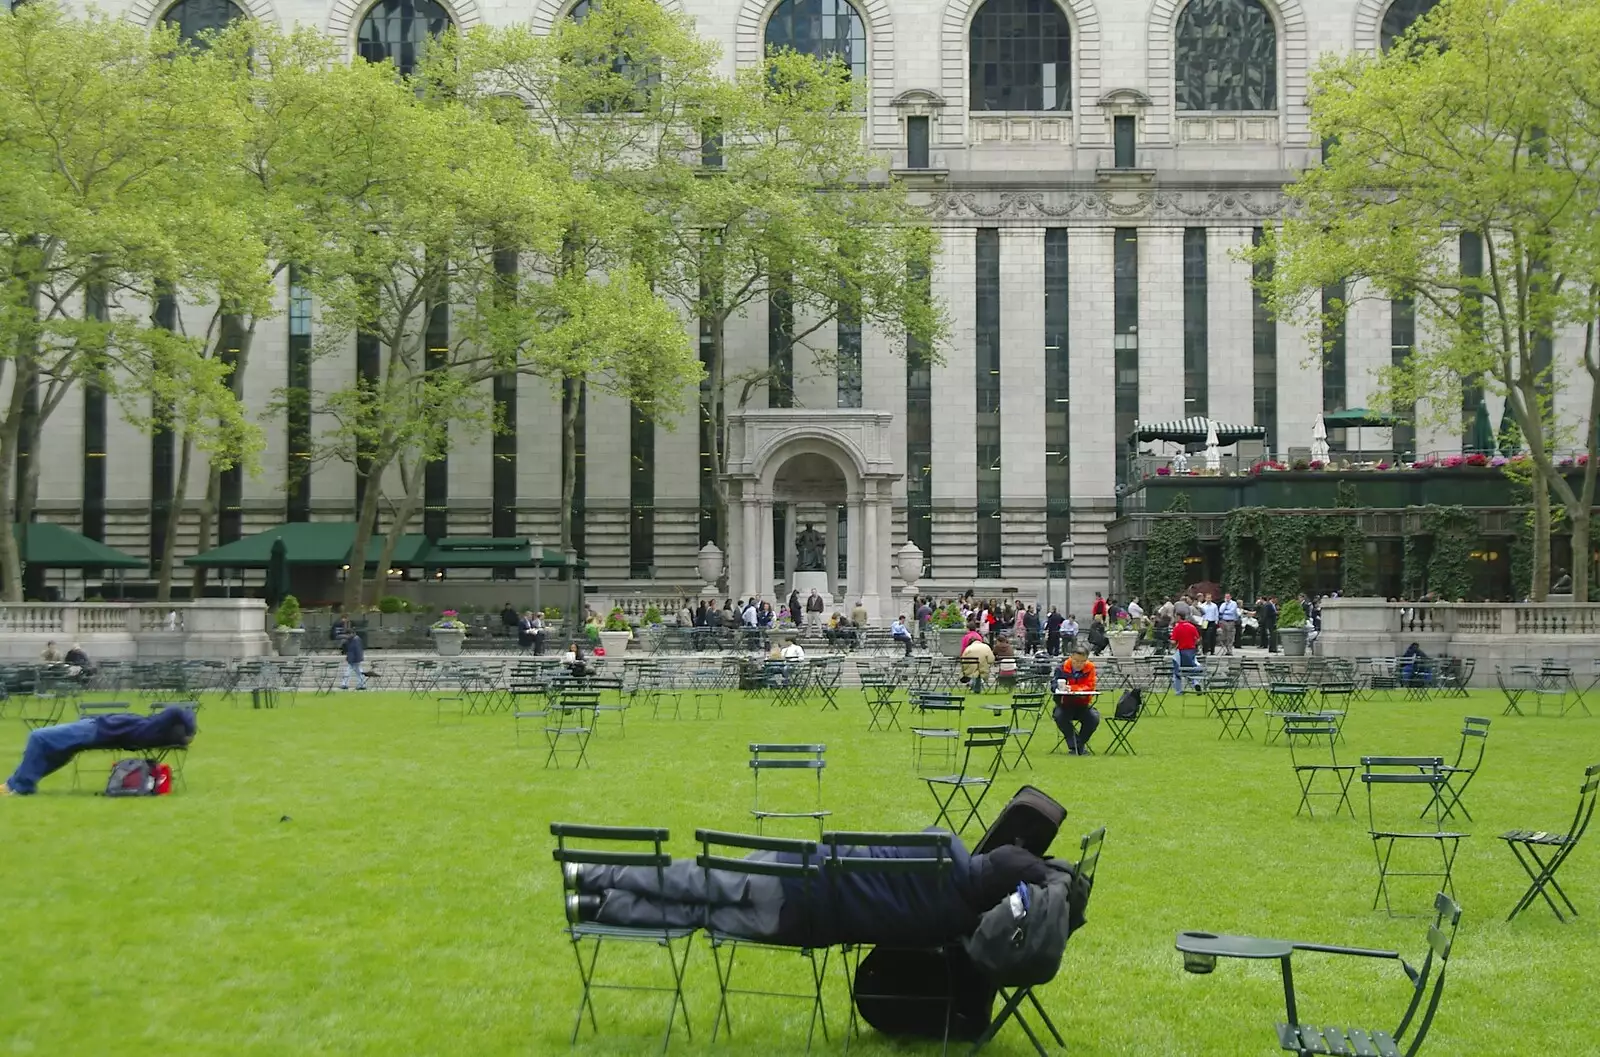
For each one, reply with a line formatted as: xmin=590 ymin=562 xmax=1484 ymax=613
xmin=890 ymin=616 xmax=913 ymax=657
xmin=1217 ymin=593 xmax=1241 ymax=655
xmin=1127 ymin=598 xmax=1144 ymax=621
xmin=1200 ymin=596 xmax=1220 ymax=655
xmin=781 ymin=641 xmax=805 ymax=661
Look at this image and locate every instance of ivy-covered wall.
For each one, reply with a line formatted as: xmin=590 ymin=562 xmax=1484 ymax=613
xmin=1220 ymin=506 xmax=1369 ymax=601
xmin=1137 ymin=493 xmax=1197 ymax=601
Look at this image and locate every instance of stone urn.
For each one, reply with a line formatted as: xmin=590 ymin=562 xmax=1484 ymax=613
xmin=274 ymin=627 xmax=304 ymax=658
xmin=598 ymin=629 xmax=632 ymax=658
xmin=1108 ymin=630 xmax=1139 ymax=658
xmin=698 ymin=541 xmax=724 ymax=596
xmin=1279 ymin=626 xmax=1309 ymax=657
xmin=935 ymin=628 xmax=967 ymax=658
xmin=896 ymin=540 xmax=924 ymax=588
xmin=432 ymin=628 xmax=466 ymax=657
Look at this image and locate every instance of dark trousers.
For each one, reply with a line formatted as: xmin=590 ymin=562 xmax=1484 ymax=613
xmin=1046 ymin=632 xmax=1061 ymax=656
xmin=1202 ymin=623 xmax=1217 ymax=654
xmin=1052 ymin=702 xmax=1100 ymax=754
xmin=1261 ymin=621 xmax=1278 ymax=652
xmin=580 ymin=858 xmax=784 ymax=939
xmin=896 ymin=635 xmax=913 ymax=656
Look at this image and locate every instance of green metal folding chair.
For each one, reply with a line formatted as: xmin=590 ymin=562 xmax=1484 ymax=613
xmin=695 ymin=829 xmax=830 ymax=1051
xmin=1362 ymin=757 xmax=1468 ymax=916
xmin=1177 ymin=891 xmax=1463 ymax=1057
xmin=550 ymin=823 xmax=695 ymax=1053
xmin=750 ymin=743 xmax=831 ymax=837
xmin=1285 ymin=718 xmax=1355 ymax=819
xmin=1423 ymin=717 xmax=1489 ymax=823
xmin=1500 ymin=761 xmax=1599 ymax=922
xmin=926 ymin=726 xmax=1008 ymax=838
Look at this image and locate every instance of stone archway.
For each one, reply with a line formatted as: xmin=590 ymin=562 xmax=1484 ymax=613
xmin=725 ymin=409 xmax=899 ymax=622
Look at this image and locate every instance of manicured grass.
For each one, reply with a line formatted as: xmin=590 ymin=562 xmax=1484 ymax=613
xmin=1 ymin=685 xmax=1594 ymax=1055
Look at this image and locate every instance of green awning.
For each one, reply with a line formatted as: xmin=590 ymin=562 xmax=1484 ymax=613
xmin=1322 ymin=407 xmax=1404 ymax=428
xmin=15 ymin=522 xmax=145 ymax=569
xmin=186 ymin=523 xmax=431 ymax=569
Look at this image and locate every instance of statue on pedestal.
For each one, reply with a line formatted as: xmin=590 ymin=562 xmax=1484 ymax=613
xmin=795 ymin=523 xmax=826 ymax=572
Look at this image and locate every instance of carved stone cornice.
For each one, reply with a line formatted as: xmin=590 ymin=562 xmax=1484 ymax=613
xmin=921 ymin=189 xmax=1289 ymax=222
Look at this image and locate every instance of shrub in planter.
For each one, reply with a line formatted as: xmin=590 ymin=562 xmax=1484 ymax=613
xmin=377 ymin=596 xmax=409 ymax=614
xmin=931 ymin=603 xmax=966 ymax=630
xmin=432 ymin=610 xmax=468 ymax=631
xmin=643 ymin=604 xmax=663 ymax=625
xmin=275 ymin=595 xmax=302 ymax=629
xmin=1280 ymin=598 xmax=1308 ymax=628
xmin=604 ymin=608 xmax=632 ymax=632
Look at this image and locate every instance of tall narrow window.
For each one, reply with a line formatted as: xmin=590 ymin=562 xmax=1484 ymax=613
xmin=975 ymin=228 xmax=1002 ymax=577
xmin=150 ymin=291 xmax=177 ymax=566
xmin=1183 ymin=228 xmax=1209 ymax=418
xmin=82 ymin=284 xmax=108 ymax=548
xmin=906 ymin=115 xmax=930 ymax=169
xmin=1174 ymin=0 xmax=1277 ymax=112
xmin=763 ymin=0 xmax=867 ymax=81
xmin=1321 ymin=282 xmax=1347 ymax=451
xmin=1113 ymin=115 xmax=1136 ymax=168
xmin=492 ymin=249 xmax=518 ymax=539
xmin=564 ymin=382 xmax=587 ymax=559
xmin=354 ymin=292 xmax=380 ymax=518
xmin=356 ymin=0 xmax=451 ymax=77
xmin=287 ymin=267 xmax=313 ymax=523
xmin=1459 ymin=231 xmax=1484 ymax=451
xmin=837 ymin=504 xmax=849 ymax=580
xmin=1391 ymin=295 xmax=1417 ymax=456
xmin=629 ymin=403 xmax=655 ymax=576
xmin=1044 ymin=229 xmax=1070 ymax=549
xmin=218 ymin=313 xmax=245 ymax=543
xmin=423 ymin=281 xmax=449 ymax=540
xmin=1251 ymin=228 xmax=1277 ymax=450
xmin=701 ymin=118 xmax=723 ymax=169
xmin=769 ymin=273 xmax=794 ymax=408
xmin=837 ymin=290 xmax=862 ymax=408
xmin=968 ymin=0 xmax=1072 ymax=112
xmin=698 ymin=283 xmax=719 ymax=545
xmin=1113 ymin=229 xmax=1140 ymax=490
xmin=906 ymin=257 xmax=933 ymax=569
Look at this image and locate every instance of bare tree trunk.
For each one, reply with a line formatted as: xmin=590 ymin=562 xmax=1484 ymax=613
xmin=155 ymin=430 xmax=194 ymax=602
xmin=0 ymin=372 xmax=27 ymax=602
xmin=344 ymin=460 xmax=387 ymax=613
xmin=560 ymin=375 xmax=583 ymax=553
xmin=1532 ymin=483 xmax=1552 ymax=601
xmin=190 ymin=466 xmax=219 ymax=598
xmin=372 ymin=463 xmax=424 ymax=602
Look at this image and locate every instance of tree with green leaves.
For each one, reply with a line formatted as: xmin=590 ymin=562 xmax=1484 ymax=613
xmin=0 ymin=6 xmax=260 ymax=601
xmin=422 ymin=0 xmax=708 ymax=558
xmin=1254 ymin=0 xmax=1600 ymax=601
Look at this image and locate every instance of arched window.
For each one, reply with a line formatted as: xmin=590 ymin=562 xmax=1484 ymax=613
xmin=565 ymin=0 xmax=656 ymax=111
xmin=357 ymin=0 xmax=451 ymax=77
xmin=1174 ymin=0 xmax=1277 ymax=112
xmin=969 ymin=0 xmax=1072 ymax=112
xmin=1380 ymin=0 xmax=1439 ymax=51
xmin=161 ymin=0 xmax=245 ymax=44
xmin=764 ymin=0 xmax=866 ymax=82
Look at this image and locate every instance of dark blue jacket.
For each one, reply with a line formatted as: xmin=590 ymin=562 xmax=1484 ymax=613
xmin=345 ymin=634 xmax=365 ymax=663
xmin=775 ymin=834 xmax=1047 ymax=948
xmin=89 ymin=706 xmax=197 ymax=750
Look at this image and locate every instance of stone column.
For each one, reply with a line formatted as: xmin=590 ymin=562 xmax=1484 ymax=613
xmin=825 ymin=504 xmax=840 ymax=600
xmin=783 ymin=502 xmax=797 ymax=594
xmin=861 ymin=487 xmax=881 ymax=621
xmin=758 ymin=499 xmax=775 ymax=600
xmin=740 ymin=497 xmax=760 ymax=601
xmin=845 ymin=495 xmax=863 ymax=609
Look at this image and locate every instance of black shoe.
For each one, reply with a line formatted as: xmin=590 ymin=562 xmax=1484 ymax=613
xmin=565 ymin=894 xmax=603 ymax=924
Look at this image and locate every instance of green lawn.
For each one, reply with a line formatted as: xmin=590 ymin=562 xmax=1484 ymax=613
xmin=1 ymin=684 xmax=1594 ymax=1055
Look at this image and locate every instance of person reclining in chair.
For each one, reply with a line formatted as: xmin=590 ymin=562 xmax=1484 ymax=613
xmin=564 ymin=831 xmax=1056 ymax=949
xmin=3 ymin=705 xmax=197 ymax=796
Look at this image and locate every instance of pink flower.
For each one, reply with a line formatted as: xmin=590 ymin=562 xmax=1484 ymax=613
xmin=1156 ymin=466 xmax=1171 ymax=476
xmin=1375 ymin=460 xmax=1390 ymax=470
xmin=1465 ymin=453 xmax=1488 ymax=467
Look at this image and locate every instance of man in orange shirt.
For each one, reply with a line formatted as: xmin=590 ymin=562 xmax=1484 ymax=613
xmin=1051 ymin=647 xmax=1099 ymax=755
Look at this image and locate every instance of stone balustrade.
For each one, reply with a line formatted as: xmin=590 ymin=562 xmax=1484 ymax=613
xmin=1319 ymin=598 xmax=1600 ymax=666
xmin=0 ymin=600 xmax=272 ymax=661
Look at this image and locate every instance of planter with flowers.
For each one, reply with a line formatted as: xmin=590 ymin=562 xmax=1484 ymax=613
xmin=598 ymin=608 xmax=633 ymax=658
xmin=432 ymin=610 xmax=467 ymax=656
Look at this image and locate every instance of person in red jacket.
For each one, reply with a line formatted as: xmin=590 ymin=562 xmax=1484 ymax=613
xmin=1051 ymin=648 xmax=1100 ymax=755
xmin=1170 ymin=616 xmax=1203 ymax=693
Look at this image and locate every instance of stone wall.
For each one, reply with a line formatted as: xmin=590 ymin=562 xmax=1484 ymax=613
xmin=0 ymin=600 xmax=273 ymax=662
xmin=1318 ymin=597 xmax=1600 ymax=667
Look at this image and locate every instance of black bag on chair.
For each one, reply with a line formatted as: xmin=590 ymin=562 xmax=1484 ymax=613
xmin=1115 ymin=689 xmax=1142 ymax=720
xmin=973 ymin=785 xmax=1066 ymax=858
xmin=853 ymin=945 xmax=995 ymax=1042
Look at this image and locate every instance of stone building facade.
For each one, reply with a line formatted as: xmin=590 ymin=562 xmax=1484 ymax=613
xmin=26 ymin=0 xmax=1583 ymax=611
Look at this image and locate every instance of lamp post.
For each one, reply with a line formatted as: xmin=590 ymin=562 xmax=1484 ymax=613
xmin=1060 ymin=537 xmax=1076 ymax=619
xmin=1040 ymin=543 xmax=1055 ymax=614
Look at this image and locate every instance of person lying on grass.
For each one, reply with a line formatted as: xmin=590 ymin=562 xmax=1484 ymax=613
xmin=563 ymin=831 xmax=1057 ymax=948
xmin=2 ymin=706 xmax=196 ymax=796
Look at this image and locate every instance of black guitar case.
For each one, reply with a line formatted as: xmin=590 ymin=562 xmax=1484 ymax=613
xmin=973 ymin=784 xmax=1066 ymax=858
